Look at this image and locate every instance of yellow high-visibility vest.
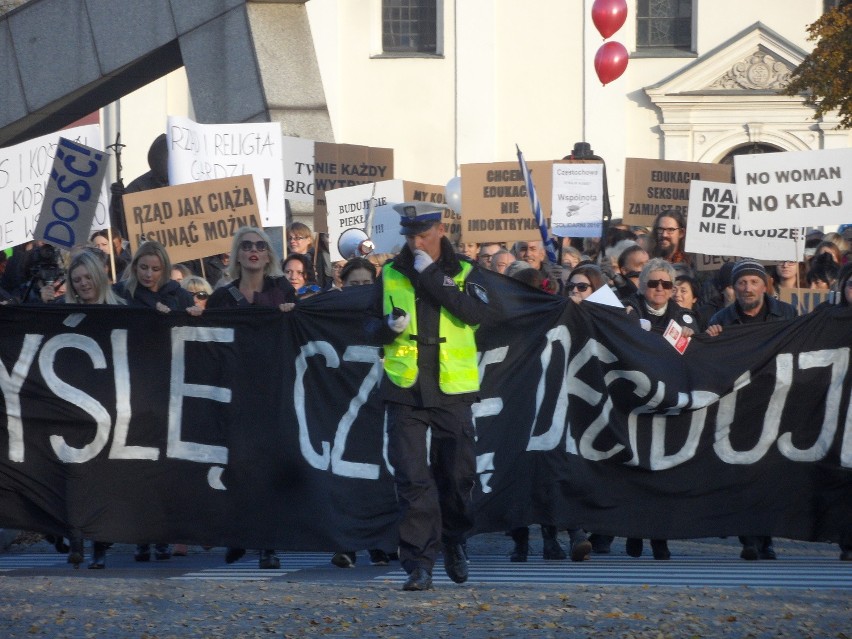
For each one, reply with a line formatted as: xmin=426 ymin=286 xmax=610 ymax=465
xmin=382 ymin=262 xmax=479 ymax=394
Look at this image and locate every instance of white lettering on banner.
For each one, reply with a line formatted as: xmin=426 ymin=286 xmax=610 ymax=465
xmin=332 ymin=346 xmax=383 ymax=480
xmin=168 ymin=327 xmax=233 ymax=464
xmin=0 ymin=334 xmax=44 ymax=463
xmin=3 ymin=327 xmax=851 ymax=472
xmin=108 ymin=330 xmax=157 ymax=461
xmin=776 ymin=348 xmax=849 ymax=462
xmin=40 ymin=334 xmax=112 ymax=463
xmin=473 ymin=346 xmax=509 ymax=493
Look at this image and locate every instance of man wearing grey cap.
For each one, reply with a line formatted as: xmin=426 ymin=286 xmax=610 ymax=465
xmin=706 ymin=259 xmax=797 ymax=560
xmin=371 ymin=202 xmax=492 ymax=591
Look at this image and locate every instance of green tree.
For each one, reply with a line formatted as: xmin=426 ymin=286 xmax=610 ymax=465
xmin=783 ymin=1 xmax=852 ymax=128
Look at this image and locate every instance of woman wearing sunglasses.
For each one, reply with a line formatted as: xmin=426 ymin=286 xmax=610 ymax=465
xmin=207 ymin=227 xmax=297 ymax=312
xmin=565 ymin=263 xmax=607 ymax=304
xmin=621 ymin=257 xmax=699 ymax=562
xmin=181 ymin=276 xmax=213 ymax=309
xmin=624 ymin=258 xmax=698 ymax=337
xmin=206 ymin=226 xmax=296 ymax=569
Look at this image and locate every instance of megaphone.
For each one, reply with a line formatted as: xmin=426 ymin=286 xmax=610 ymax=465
xmin=338 ymin=228 xmax=375 ymax=260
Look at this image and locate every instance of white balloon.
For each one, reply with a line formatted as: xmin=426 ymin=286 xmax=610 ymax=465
xmin=445 ymin=176 xmax=462 ymax=213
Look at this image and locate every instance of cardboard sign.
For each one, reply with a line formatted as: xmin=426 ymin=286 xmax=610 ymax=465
xmin=402 ymin=180 xmax=460 ymax=246
xmin=622 ymin=158 xmax=732 ymax=227
xmin=281 ymin=135 xmax=315 ymax=204
xmin=695 ymin=253 xmax=736 ymax=273
xmin=779 ymin=287 xmax=832 ymax=315
xmin=122 ymin=175 xmax=261 ymax=263
xmin=685 ymin=180 xmax=805 ymax=262
xmin=551 ymin=161 xmax=603 ymax=238
xmin=459 ymin=160 xmax=554 ymax=244
xmin=313 ymin=142 xmax=394 ymax=233
xmin=167 ymin=115 xmax=285 ymax=228
xmin=325 ymin=179 xmax=457 ymax=262
xmin=34 ymin=137 xmax=110 ymax=249
xmin=734 ymin=147 xmax=852 ymax=230
xmin=0 ymin=125 xmax=108 ymax=251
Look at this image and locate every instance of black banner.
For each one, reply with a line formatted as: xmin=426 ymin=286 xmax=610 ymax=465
xmin=1 ymin=274 xmax=850 ymax=550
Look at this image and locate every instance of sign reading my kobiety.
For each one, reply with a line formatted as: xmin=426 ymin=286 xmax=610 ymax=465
xmin=122 ymin=175 xmax=261 ymax=264
xmin=460 ymin=160 xmax=554 ymax=244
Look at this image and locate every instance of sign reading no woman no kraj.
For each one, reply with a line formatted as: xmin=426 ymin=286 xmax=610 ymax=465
xmin=122 ymin=175 xmax=261 ymax=263
xmin=734 ymin=147 xmax=852 ymax=230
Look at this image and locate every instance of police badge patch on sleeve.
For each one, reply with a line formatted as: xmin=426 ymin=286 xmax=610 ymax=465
xmin=467 ymin=282 xmax=489 ymax=304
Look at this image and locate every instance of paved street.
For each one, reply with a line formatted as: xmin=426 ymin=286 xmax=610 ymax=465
xmin=1 ymin=534 xmax=849 ymax=638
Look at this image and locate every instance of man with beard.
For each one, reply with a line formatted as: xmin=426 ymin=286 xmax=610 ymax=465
xmin=705 ymin=259 xmax=797 ymax=561
xmin=650 ymin=211 xmax=690 ymax=267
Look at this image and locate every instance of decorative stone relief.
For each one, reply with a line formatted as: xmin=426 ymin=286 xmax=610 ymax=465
xmin=708 ymin=50 xmax=794 ymax=90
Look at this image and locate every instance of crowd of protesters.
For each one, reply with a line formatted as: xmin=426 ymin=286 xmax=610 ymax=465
xmin=1 ymin=204 xmax=850 ymax=576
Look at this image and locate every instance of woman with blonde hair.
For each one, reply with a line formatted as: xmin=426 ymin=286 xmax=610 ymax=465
xmin=113 ymin=241 xmax=199 ymax=315
xmin=66 ymin=250 xmax=126 ymax=305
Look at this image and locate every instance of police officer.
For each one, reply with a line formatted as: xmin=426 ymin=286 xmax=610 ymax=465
xmin=373 ymin=202 xmax=490 ymax=591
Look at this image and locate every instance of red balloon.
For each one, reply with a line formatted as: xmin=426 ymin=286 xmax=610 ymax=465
xmin=594 ymin=41 xmax=629 ymax=86
xmin=591 ymin=0 xmax=628 ymax=39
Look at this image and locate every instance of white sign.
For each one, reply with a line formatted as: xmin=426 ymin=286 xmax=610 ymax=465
xmin=167 ymin=115 xmax=285 ymax=227
xmin=734 ymin=148 xmax=852 ymax=230
xmin=685 ymin=180 xmax=805 ymax=262
xmin=325 ymin=180 xmax=407 ymax=262
xmin=282 ymin=135 xmax=315 ymax=204
xmin=551 ymin=163 xmax=603 ymax=238
xmin=0 ymin=125 xmax=107 ymax=251
xmin=34 ymin=137 xmax=110 ymax=249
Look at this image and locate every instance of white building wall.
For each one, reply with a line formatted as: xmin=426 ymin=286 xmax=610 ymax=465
xmin=108 ymin=0 xmax=849 ymax=219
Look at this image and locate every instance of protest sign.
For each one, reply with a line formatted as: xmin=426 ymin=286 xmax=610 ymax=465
xmin=622 ymin=158 xmax=732 ymax=227
xmin=551 ymin=161 xmax=603 ymax=238
xmin=779 ymin=287 xmax=832 ymax=315
xmin=685 ymin=180 xmax=805 ymax=262
xmin=459 ymin=160 xmax=554 ymax=244
xmin=122 ymin=175 xmax=261 ymax=263
xmin=167 ymin=115 xmax=284 ymax=228
xmin=734 ymin=147 xmax=852 ymax=230
xmin=402 ymin=180 xmax=460 ymax=246
xmin=282 ymin=135 xmax=315 ymax=204
xmin=313 ymin=142 xmax=394 ymax=233
xmin=0 ymin=125 xmax=108 ymax=251
xmin=325 ymin=180 xmax=402 ymax=262
xmin=695 ymin=254 xmax=736 ymax=273
xmin=33 ymin=137 xmax=110 ymax=249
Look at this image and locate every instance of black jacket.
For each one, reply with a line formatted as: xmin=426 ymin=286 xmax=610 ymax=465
xmin=708 ymin=294 xmax=797 ymax=327
xmin=371 ymin=238 xmax=490 ymax=407
xmin=114 ymin=279 xmax=195 ymax=310
xmin=207 ymin=276 xmax=296 ymax=308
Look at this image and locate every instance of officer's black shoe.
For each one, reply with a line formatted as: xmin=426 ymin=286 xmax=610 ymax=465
xmin=368 ymin=549 xmax=390 ymax=566
xmin=759 ymin=545 xmax=777 ymax=560
xmin=259 ymin=549 xmax=280 ymax=569
xmin=509 ymin=539 xmax=529 ymax=562
xmin=331 ymin=552 xmax=356 ymax=568
xmin=651 ymin=539 xmax=671 ymax=560
xmin=402 ymin=566 xmax=433 ymax=591
xmin=443 ymin=543 xmax=469 ymax=584
xmin=626 ymin=538 xmax=643 ymax=558
xmin=225 ymin=547 xmax=246 ymax=564
xmin=740 ymin=544 xmax=759 ymax=560
xmin=134 ymin=544 xmax=151 ymax=562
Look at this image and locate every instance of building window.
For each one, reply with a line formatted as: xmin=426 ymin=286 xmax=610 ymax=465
xmin=382 ymin=0 xmax=437 ymax=54
xmin=636 ymin=0 xmax=693 ymax=51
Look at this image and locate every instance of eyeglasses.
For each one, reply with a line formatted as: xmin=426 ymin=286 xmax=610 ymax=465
xmin=566 ymin=282 xmax=591 ymax=292
xmin=288 ymin=235 xmax=309 ymax=243
xmin=192 ymin=291 xmax=209 ymax=300
xmin=239 ymin=240 xmax=269 ymax=252
xmin=297 ymin=284 xmax=322 ymax=296
xmin=646 ymin=279 xmax=674 ymax=290
xmin=655 ymin=227 xmax=682 ymax=235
